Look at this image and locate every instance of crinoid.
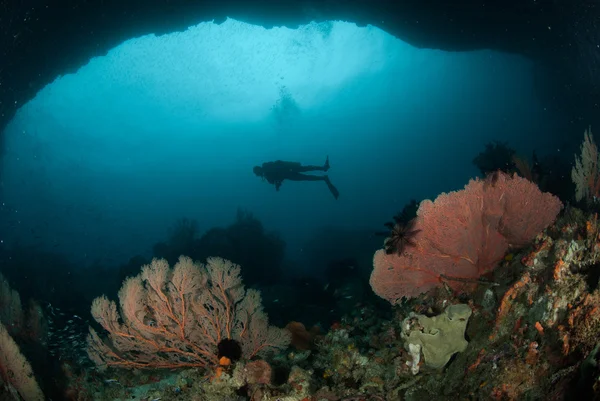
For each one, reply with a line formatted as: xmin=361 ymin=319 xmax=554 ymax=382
xmin=376 ymin=214 xmax=421 ymax=255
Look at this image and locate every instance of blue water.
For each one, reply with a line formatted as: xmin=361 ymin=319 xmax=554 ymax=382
xmin=0 ymin=18 xmax=567 ymax=276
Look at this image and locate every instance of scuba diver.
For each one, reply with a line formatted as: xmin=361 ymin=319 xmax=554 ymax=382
xmin=253 ymin=156 xmax=340 ymax=200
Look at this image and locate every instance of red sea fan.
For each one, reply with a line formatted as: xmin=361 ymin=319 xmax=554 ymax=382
xmin=87 ymin=256 xmax=290 ymax=371
xmin=370 ymin=173 xmax=562 ymax=303
xmin=493 ymin=173 xmax=564 ymax=247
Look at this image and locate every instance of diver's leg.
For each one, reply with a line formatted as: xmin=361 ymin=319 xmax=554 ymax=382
xmin=286 ymin=173 xmax=339 ymax=199
xmin=296 ymin=156 xmax=330 ymax=172
xmin=296 ymin=165 xmax=326 ymax=173
xmin=286 ymin=173 xmax=323 ymax=181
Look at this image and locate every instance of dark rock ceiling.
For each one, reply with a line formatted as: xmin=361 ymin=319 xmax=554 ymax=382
xmin=0 ymin=0 xmax=598 ymax=139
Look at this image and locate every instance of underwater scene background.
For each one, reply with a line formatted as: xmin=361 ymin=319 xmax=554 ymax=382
xmin=0 ymin=9 xmax=599 ymax=401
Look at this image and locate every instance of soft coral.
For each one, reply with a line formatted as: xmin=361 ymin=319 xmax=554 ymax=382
xmin=370 ymin=173 xmax=563 ymax=303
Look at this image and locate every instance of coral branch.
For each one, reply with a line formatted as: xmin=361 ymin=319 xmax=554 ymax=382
xmin=0 ymin=322 xmax=44 ymax=401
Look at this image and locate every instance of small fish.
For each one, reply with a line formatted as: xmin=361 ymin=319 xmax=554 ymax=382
xmin=104 ymin=379 xmax=120 ymax=384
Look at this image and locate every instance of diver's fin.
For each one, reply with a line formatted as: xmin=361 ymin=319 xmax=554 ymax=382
xmin=324 ymin=176 xmax=339 ymax=200
xmin=324 ymin=155 xmax=330 ymax=172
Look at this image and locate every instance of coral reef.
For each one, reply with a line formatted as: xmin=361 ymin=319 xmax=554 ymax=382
xmin=13 ymin=160 xmax=600 ymax=401
xmin=153 ymin=210 xmax=286 ymax=286
xmin=49 ymin=206 xmax=600 ymax=400
xmin=472 ymin=141 xmax=516 ymax=176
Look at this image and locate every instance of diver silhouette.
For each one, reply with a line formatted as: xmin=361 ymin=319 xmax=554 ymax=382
xmin=253 ymin=156 xmax=340 ymax=200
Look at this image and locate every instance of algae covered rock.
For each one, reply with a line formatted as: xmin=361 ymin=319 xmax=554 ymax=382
xmin=402 ymin=303 xmax=472 ymax=370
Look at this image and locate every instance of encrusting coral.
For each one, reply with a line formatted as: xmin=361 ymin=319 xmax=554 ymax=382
xmin=402 ymin=304 xmax=472 ymax=372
